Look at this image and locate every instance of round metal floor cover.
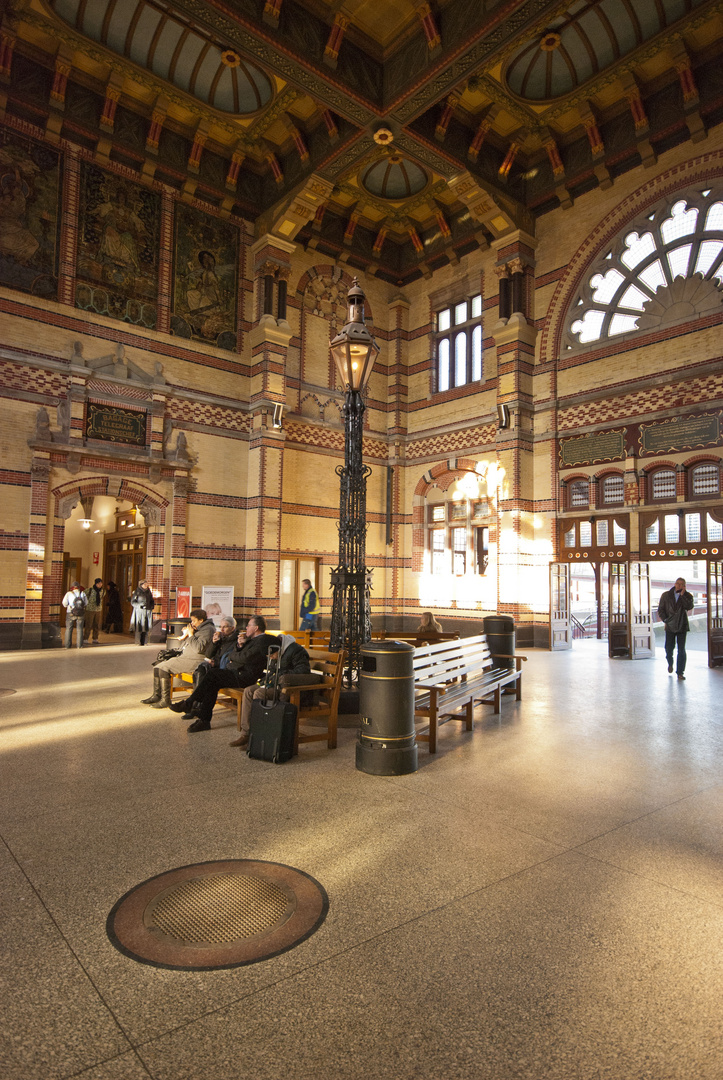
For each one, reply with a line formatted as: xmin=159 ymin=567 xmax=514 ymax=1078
xmin=107 ymin=860 xmax=328 ymax=970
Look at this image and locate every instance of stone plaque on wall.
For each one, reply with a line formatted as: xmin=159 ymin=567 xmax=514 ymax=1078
xmin=86 ymin=403 xmax=147 ymax=446
xmin=639 ymin=413 xmax=721 ymax=455
xmin=559 ymin=429 xmax=625 ymax=468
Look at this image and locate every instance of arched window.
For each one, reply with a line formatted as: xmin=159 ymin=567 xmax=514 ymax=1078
xmin=435 ymin=293 xmax=484 ymax=392
xmin=650 ymin=468 xmax=676 ymax=501
xmin=566 ymin=190 xmax=723 ymax=348
xmin=601 ymin=474 xmax=624 ymax=505
xmin=691 ymin=461 xmax=720 ymax=497
xmin=568 ymin=479 xmax=589 ymax=507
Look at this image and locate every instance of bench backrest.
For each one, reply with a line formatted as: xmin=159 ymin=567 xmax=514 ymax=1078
xmin=413 ymin=633 xmax=494 ymax=685
xmin=305 ymin=648 xmax=345 ymax=713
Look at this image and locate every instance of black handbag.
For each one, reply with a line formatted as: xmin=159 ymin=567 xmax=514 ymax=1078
xmin=154 ymin=647 xmax=181 ymax=663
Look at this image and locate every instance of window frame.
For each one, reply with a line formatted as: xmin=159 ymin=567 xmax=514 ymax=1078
xmin=426 ymin=499 xmax=490 ymax=578
xmin=434 ymin=292 xmax=484 ymax=393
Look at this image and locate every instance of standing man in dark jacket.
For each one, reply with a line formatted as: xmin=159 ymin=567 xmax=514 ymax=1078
xmin=658 ymin=577 xmax=695 ymax=680
xmin=130 ymin=580 xmax=155 ymax=645
xmin=230 ymin=633 xmax=316 ymax=748
xmin=171 ymin=615 xmax=277 ymax=732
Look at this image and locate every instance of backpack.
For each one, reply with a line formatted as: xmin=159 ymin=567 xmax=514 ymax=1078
xmin=70 ymin=593 xmax=85 ymax=617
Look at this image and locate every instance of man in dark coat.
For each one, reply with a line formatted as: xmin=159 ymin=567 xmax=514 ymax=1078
xmin=229 ymin=633 xmax=317 ymax=749
xmin=657 ymin=577 xmax=695 ymax=680
xmin=170 ymin=615 xmax=277 ymax=732
xmin=130 ymin=580 xmax=155 ymax=645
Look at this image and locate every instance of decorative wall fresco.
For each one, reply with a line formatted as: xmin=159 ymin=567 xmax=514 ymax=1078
xmin=76 ymin=162 xmax=160 ymax=328
xmin=172 ymin=203 xmax=238 ymax=351
xmin=0 ymin=129 xmax=62 ymax=297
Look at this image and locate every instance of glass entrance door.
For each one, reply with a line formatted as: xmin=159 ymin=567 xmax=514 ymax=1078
xmin=608 ymin=562 xmax=629 ymax=657
xmin=280 ymin=557 xmax=321 ymax=631
xmin=549 ymin=562 xmax=571 ymax=650
xmin=630 ymin=561 xmax=653 ymax=659
xmin=707 ymin=560 xmax=723 ymax=668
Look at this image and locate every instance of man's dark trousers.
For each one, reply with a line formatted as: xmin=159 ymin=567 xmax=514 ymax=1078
xmin=665 ymin=629 xmax=687 ymax=675
xmin=189 ymin=669 xmax=247 ymax=722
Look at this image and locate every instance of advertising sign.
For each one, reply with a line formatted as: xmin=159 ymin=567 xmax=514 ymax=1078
xmin=176 ymin=586 xmax=192 ymax=619
xmin=201 ymin=586 xmax=234 ymax=627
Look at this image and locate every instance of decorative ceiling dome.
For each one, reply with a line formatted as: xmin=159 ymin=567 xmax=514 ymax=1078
xmin=505 ymin=0 xmax=708 ymax=101
xmin=49 ymin=0 xmax=273 ymax=114
xmin=362 ymin=155 xmax=428 ymax=200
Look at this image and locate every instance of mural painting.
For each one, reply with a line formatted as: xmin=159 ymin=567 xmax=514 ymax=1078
xmin=172 ymin=203 xmax=238 ymax=351
xmin=0 ymin=128 xmax=62 ymax=298
xmin=76 ymin=163 xmax=160 ymax=328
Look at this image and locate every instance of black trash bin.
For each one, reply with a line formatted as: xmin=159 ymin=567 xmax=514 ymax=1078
xmin=357 ymin=641 xmax=417 ymax=776
xmin=166 ymin=617 xmax=190 ymax=652
xmin=483 ymin=615 xmax=515 ymax=670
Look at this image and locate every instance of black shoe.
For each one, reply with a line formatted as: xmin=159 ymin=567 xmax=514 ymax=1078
xmin=187 ymin=717 xmax=211 ymax=733
xmin=677 ymin=673 xmax=686 ymax=680
xmin=667 ymin=663 xmax=673 ymax=674
xmin=182 ymin=711 xmax=196 ymax=720
xmin=169 ymin=699 xmax=192 ymax=713
xmin=141 ymin=693 xmax=162 ymax=705
xmin=150 ymin=699 xmax=170 ymax=709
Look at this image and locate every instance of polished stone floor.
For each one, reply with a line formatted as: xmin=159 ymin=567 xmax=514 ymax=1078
xmin=1 ymin=636 xmax=722 ymax=1080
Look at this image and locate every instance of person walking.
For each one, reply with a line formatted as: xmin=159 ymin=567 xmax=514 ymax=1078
xmin=84 ymin=578 xmax=105 ymax=644
xmin=657 ymin=576 xmax=695 ymax=680
xmin=299 ymin=579 xmax=320 ymax=631
xmin=130 ymin=580 xmax=155 ymax=645
xmin=62 ymin=582 xmax=87 ymax=649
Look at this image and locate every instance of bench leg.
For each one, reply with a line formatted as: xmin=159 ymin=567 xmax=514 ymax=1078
xmin=493 ymin=685 xmax=501 ymax=714
xmin=516 ymin=674 xmax=522 ymax=701
xmin=465 ymin=699 xmax=474 ymax=731
xmin=429 ymin=710 xmax=437 ymax=753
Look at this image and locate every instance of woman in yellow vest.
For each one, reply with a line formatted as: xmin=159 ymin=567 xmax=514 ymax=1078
xmin=299 ymin=579 xmax=320 ymax=631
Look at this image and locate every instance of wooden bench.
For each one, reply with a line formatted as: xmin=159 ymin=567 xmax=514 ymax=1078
xmin=170 ymin=647 xmax=345 ymax=753
xmin=413 ymin=633 xmax=526 ymax=753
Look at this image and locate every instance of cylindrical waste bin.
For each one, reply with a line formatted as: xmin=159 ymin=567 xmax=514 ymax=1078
xmin=166 ymin=617 xmax=190 ymax=652
xmin=483 ymin=615 xmax=515 ymax=670
xmin=357 ymin=641 xmax=417 ymax=776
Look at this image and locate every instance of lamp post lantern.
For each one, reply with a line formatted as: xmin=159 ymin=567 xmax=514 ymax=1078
xmin=329 ymin=278 xmax=379 ymax=687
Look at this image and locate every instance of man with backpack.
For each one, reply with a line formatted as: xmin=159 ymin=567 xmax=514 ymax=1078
xmin=62 ymin=581 xmax=87 ymax=649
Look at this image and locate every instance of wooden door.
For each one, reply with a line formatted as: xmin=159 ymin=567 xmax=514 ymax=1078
xmin=608 ymin=562 xmax=629 ymax=657
xmin=104 ymin=531 xmax=146 ymax=630
xmin=708 ymin=560 xmax=723 ymax=668
xmin=549 ymin=562 xmax=571 ymax=650
xmin=630 ymin=561 xmax=653 ymax=659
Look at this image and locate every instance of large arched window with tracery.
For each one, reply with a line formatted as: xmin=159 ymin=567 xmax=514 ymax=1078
xmin=565 ymin=188 xmax=723 ymax=348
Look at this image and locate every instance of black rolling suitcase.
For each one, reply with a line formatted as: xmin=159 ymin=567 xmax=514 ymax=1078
xmin=247 ymin=645 xmax=297 ymax=763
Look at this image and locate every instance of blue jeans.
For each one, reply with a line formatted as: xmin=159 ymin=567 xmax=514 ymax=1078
xmin=64 ymin=615 xmax=84 ymax=649
xmin=299 ymin=615 xmax=318 ymax=631
xmin=665 ymin=630 xmax=687 ymax=674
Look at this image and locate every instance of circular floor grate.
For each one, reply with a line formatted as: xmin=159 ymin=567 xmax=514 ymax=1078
xmin=107 ymin=860 xmax=328 ymax=970
xmin=147 ymin=873 xmax=293 ymax=945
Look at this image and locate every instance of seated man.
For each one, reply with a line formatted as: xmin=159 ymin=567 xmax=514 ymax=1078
xmin=141 ymin=608 xmax=216 ymax=709
xmin=229 ymin=633 xmax=318 ymax=749
xmin=170 ymin=615 xmax=277 ymax=733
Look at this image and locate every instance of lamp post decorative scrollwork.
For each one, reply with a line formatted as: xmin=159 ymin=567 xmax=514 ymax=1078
xmin=328 ymin=278 xmax=379 ymax=688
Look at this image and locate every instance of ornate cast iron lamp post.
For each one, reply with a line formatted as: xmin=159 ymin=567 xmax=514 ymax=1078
xmin=329 ymin=278 xmax=379 ymax=687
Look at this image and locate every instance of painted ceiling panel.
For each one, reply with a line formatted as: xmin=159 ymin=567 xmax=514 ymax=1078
xmin=49 ymin=0 xmax=273 ymax=114
xmin=506 ymin=0 xmax=709 ymax=100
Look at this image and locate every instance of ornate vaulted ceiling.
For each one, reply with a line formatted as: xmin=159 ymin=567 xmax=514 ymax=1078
xmin=4 ymin=0 xmax=723 ymax=283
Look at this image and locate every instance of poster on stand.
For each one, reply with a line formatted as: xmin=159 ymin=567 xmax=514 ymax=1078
xmin=201 ymin=586 xmax=234 ymax=627
xmin=176 ymin=586 xmax=192 ymax=619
